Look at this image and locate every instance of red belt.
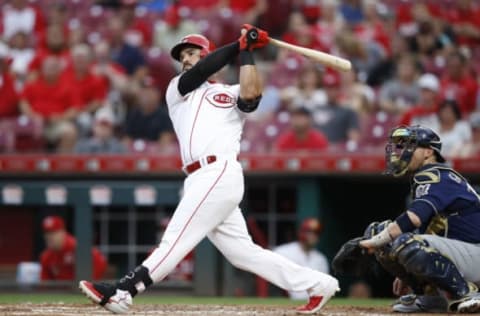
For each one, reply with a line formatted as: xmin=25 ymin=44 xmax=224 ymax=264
xmin=183 ymin=155 xmax=217 ymax=174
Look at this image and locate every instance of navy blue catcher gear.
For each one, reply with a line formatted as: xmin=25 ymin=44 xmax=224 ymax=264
xmin=385 ymin=125 xmax=445 ymax=177
xmin=391 ymin=233 xmax=470 ymax=299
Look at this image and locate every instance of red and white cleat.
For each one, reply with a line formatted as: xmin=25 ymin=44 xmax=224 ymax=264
xmin=296 ymin=277 xmax=340 ymax=314
xmin=79 ymin=280 xmax=132 ymax=314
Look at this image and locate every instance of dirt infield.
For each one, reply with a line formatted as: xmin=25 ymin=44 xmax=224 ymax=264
xmin=1 ymin=303 xmax=473 ymax=316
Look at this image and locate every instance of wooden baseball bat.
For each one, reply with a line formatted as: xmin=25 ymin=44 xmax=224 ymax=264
xmin=269 ymin=37 xmax=352 ymax=72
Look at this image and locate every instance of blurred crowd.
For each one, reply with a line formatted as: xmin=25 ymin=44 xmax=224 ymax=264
xmin=0 ymin=0 xmax=479 ymax=158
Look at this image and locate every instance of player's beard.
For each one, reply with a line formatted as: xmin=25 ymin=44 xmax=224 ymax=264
xmin=183 ymin=63 xmax=192 ymax=71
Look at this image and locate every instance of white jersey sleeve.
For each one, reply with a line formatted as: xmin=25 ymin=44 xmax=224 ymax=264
xmin=165 ymin=75 xmax=184 ymax=108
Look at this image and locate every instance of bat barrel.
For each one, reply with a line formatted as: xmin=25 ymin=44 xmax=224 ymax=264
xmin=269 ymin=38 xmax=352 ymax=72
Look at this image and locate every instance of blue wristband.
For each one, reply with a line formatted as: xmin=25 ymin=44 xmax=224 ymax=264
xmin=395 ymin=212 xmax=417 ymax=233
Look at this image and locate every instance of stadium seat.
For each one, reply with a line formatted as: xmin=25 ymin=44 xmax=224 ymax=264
xmin=2 ymin=116 xmax=45 ymax=153
xmin=359 ymin=111 xmax=399 ymax=149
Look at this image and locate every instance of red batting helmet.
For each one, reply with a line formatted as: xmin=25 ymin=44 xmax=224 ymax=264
xmin=170 ymin=34 xmax=215 ymax=61
xmin=298 ymin=218 xmax=323 ymax=241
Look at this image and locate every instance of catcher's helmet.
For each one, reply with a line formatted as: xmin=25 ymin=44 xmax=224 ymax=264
xmin=385 ymin=125 xmax=445 ymax=177
xmin=170 ymin=34 xmax=216 ymax=61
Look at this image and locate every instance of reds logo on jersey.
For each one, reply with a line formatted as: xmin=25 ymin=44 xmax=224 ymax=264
xmin=206 ymin=91 xmax=236 ymax=108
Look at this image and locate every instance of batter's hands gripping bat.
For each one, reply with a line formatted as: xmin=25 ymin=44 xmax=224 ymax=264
xmin=268 ymin=37 xmax=352 ymax=72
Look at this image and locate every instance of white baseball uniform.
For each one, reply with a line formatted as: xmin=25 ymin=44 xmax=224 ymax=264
xmin=274 ymin=242 xmax=330 ymax=299
xmin=141 ymin=75 xmax=336 ymax=294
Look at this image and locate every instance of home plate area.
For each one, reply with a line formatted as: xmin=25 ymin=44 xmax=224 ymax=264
xmin=3 ymin=303 xmax=477 ymax=316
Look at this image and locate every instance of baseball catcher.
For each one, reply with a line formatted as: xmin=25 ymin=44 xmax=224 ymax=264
xmin=333 ymin=125 xmax=480 ymax=313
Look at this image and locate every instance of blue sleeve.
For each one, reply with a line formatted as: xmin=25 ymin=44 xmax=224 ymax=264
xmin=408 ymin=173 xmax=454 ymax=225
xmin=408 ymin=197 xmax=437 ymax=225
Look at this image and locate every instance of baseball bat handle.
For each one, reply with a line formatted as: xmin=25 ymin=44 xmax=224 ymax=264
xmin=268 ymin=37 xmax=352 ymax=72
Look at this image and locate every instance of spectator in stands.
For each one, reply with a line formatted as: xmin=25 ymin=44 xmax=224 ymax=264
xmin=0 ymin=43 xmax=19 ymax=118
xmin=28 ymin=24 xmax=71 ymax=81
xmin=75 ymin=107 xmax=125 ymax=154
xmin=40 ymin=215 xmax=107 ymax=281
xmin=107 ymin=16 xmax=147 ymax=78
xmin=1 ymin=0 xmax=45 ymax=42
xmin=281 ymin=11 xmax=325 ymax=55
xmin=117 ymin=0 xmax=152 ymax=47
xmin=153 ymin=4 xmax=199 ymax=54
xmin=460 ymin=112 xmax=480 ymax=157
xmin=312 ymin=72 xmax=360 ymax=144
xmin=367 ymin=34 xmax=411 ymax=86
xmin=411 ymin=20 xmax=450 ymax=75
xmin=354 ymin=0 xmax=390 ymax=54
xmin=20 ymin=56 xmax=77 ymax=149
xmin=280 ymin=65 xmax=327 ymax=111
xmin=339 ymin=0 xmax=364 ymax=25
xmin=399 ymin=73 xmax=439 ymax=127
xmin=296 ymin=0 xmax=322 ymax=23
xmin=274 ymin=218 xmax=329 ymax=300
xmin=8 ymin=31 xmax=35 ymax=82
xmin=46 ymin=2 xmax=68 ymax=28
xmin=339 ymin=68 xmax=375 ymax=116
xmin=92 ymin=40 xmax=128 ymax=93
xmin=124 ymin=78 xmax=175 ymax=151
xmin=445 ymin=0 xmax=480 ymax=47
xmin=440 ymin=51 xmax=478 ymax=115
xmin=431 ymin=100 xmax=472 ymax=158
xmin=274 ymin=107 xmax=329 ymax=152
xmin=228 ymin=0 xmax=267 ymax=25
xmin=312 ymin=0 xmax=344 ymax=50
xmin=62 ymin=44 xmax=107 ymax=134
xmin=41 ymin=2 xmax=70 ymax=47
xmin=379 ymin=54 xmax=420 ymax=114
xmin=335 ymin=30 xmax=385 ymax=82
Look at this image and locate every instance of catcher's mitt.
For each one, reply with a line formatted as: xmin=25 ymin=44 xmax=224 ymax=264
xmin=331 ymin=237 xmax=374 ymax=277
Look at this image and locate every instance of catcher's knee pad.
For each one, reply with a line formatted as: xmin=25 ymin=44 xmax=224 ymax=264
xmin=391 ymin=233 xmax=469 ymax=298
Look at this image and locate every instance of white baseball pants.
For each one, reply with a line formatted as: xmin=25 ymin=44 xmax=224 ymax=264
xmin=142 ymin=157 xmax=334 ymax=293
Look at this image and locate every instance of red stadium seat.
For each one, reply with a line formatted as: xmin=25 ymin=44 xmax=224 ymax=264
xmin=0 ymin=117 xmax=45 ymax=153
xmin=360 ymin=111 xmax=399 ymax=149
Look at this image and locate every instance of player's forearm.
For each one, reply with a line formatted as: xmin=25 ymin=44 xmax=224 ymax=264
xmin=178 ymin=42 xmax=240 ymax=96
xmin=360 ymin=211 xmax=422 ymax=249
xmin=239 ymin=52 xmax=263 ymax=100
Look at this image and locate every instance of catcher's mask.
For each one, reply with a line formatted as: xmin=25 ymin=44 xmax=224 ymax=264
xmin=385 ymin=125 xmax=444 ymax=177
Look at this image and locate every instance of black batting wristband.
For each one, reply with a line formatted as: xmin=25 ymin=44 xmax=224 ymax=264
xmin=237 ymin=95 xmax=262 ymax=113
xmin=240 ymin=50 xmax=255 ymax=65
xmin=395 ymin=212 xmax=417 ymax=233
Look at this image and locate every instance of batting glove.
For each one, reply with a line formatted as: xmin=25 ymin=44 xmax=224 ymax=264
xmin=238 ymin=24 xmax=269 ymax=51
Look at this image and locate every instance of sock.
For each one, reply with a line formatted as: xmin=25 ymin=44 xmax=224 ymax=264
xmin=116 ymin=265 xmax=153 ymax=297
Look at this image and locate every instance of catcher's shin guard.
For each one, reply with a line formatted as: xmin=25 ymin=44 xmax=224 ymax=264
xmin=375 ymin=247 xmax=426 ymax=295
xmin=391 ymin=233 xmax=470 ymax=299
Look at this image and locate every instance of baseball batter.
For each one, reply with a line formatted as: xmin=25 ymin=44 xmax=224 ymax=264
xmin=80 ymin=24 xmax=339 ymax=315
xmin=359 ymin=125 xmax=480 ymax=313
